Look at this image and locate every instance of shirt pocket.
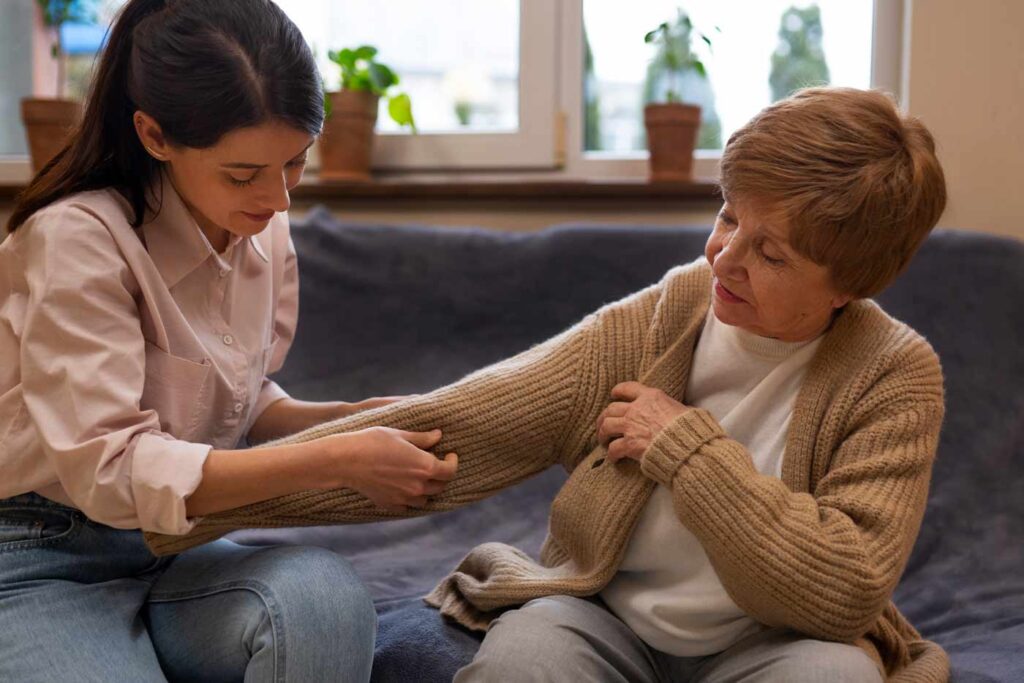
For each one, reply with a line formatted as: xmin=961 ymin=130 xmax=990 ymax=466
xmin=141 ymin=341 xmax=211 ymax=440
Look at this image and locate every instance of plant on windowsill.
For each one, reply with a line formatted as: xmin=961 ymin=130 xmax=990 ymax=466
xmin=643 ymin=9 xmax=714 ymax=182
xmin=319 ymin=45 xmax=416 ymax=181
xmin=22 ymin=0 xmax=95 ymax=173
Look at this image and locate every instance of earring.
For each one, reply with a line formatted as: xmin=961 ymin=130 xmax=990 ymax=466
xmin=143 ymin=145 xmax=166 ymax=161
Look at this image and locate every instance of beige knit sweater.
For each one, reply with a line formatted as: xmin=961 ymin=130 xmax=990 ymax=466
xmin=145 ymin=260 xmax=949 ymax=682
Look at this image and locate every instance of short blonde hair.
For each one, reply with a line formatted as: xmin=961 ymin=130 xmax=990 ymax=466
xmin=720 ymin=87 xmax=946 ymax=298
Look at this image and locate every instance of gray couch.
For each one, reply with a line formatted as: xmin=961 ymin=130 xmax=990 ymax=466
xmin=229 ymin=207 xmax=1024 ymax=682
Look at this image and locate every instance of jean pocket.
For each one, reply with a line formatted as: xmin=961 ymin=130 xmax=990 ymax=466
xmin=0 ymin=507 xmax=77 ymax=549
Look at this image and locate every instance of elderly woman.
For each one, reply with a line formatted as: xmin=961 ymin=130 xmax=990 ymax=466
xmin=147 ymin=87 xmax=948 ymax=682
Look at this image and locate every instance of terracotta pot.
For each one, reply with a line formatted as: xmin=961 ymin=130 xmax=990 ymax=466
xmin=319 ymin=90 xmax=380 ymax=181
xmin=643 ymin=102 xmax=702 ymax=182
xmin=21 ymin=97 xmax=83 ymax=173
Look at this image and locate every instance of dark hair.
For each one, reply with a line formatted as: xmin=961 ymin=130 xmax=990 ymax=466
xmin=8 ymin=0 xmax=323 ymax=233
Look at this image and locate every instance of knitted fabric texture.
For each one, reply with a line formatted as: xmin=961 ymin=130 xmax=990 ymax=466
xmin=145 ymin=259 xmax=948 ymax=682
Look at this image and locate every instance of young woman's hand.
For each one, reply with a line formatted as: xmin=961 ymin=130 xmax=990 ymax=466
xmin=339 ymin=395 xmax=419 ymax=417
xmin=315 ymin=428 xmax=457 ymax=512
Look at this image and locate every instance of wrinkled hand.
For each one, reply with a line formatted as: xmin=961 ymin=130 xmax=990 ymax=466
xmin=596 ymin=381 xmax=690 ymax=463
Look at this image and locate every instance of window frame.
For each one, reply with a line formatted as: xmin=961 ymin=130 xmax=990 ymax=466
xmin=369 ymin=0 xmax=560 ymax=171
xmin=3 ymin=0 xmax=904 ymax=182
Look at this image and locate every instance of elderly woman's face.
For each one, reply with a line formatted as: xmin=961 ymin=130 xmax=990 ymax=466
xmin=705 ymin=200 xmax=852 ymax=342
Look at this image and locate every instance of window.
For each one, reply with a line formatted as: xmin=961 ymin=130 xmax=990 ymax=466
xmin=276 ymin=0 xmax=559 ymax=170
xmin=279 ymin=0 xmax=520 ymax=134
xmin=560 ymin=0 xmax=901 ymax=179
xmin=0 ymin=1 xmax=116 ymax=159
xmin=582 ymin=1 xmax=875 ymax=154
xmin=0 ymin=3 xmax=37 ymax=158
xmin=3 ymin=0 xmax=902 ymax=180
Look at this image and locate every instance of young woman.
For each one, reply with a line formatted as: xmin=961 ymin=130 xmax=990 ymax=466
xmin=0 ymin=1 xmax=456 ymax=680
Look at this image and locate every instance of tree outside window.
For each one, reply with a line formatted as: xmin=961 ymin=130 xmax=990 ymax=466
xmin=769 ymin=5 xmax=831 ymax=102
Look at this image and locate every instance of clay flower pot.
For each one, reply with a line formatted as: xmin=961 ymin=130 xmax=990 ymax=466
xmin=319 ymin=90 xmax=380 ymax=181
xmin=21 ymin=97 xmax=83 ymax=173
xmin=643 ymin=102 xmax=701 ymax=182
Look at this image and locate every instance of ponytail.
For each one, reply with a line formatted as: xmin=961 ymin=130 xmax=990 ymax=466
xmin=8 ymin=0 xmax=167 ymax=233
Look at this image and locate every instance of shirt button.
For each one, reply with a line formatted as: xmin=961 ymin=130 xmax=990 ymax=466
xmin=219 ymin=269 xmax=229 ymax=278
xmin=233 ymin=402 xmax=244 ymax=413
xmin=222 ymin=334 xmax=234 ymax=346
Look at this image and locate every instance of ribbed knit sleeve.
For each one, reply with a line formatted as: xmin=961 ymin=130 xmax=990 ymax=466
xmin=143 ymin=311 xmax=605 ymax=555
xmin=640 ymin=335 xmax=944 ymax=643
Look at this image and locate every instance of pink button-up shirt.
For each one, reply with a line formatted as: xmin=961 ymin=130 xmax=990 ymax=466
xmin=0 ymin=172 xmax=298 ymax=534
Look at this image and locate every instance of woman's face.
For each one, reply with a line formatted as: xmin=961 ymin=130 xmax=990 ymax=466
xmin=136 ymin=115 xmax=314 ymax=249
xmin=705 ymin=199 xmax=852 ymax=342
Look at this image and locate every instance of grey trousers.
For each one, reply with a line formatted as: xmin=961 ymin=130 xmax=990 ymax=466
xmin=454 ymin=596 xmax=883 ymax=683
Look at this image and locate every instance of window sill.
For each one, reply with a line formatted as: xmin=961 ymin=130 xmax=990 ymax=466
xmin=1 ymin=175 xmax=721 ymax=202
xmin=290 ymin=176 xmax=720 ymax=201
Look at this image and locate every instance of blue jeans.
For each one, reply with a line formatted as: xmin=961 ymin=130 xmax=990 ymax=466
xmin=0 ymin=492 xmax=376 ymax=682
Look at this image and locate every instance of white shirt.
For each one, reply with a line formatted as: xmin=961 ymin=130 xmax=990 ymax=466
xmin=0 ymin=171 xmax=297 ymax=534
xmin=601 ymin=308 xmax=823 ymax=656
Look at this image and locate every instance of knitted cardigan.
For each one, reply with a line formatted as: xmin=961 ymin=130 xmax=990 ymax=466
xmin=145 ymin=260 xmax=949 ymax=682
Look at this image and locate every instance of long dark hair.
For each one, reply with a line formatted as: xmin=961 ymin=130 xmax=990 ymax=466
xmin=7 ymin=0 xmax=323 ymax=233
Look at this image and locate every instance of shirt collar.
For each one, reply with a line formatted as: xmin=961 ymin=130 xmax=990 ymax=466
xmin=142 ymin=171 xmax=270 ymax=289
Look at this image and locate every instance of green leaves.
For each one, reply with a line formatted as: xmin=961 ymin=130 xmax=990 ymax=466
xmin=328 ymin=45 xmax=399 ymax=95
xmin=326 ymin=44 xmax=415 ymax=131
xmin=328 ymin=48 xmax=356 ymax=72
xmin=387 ymin=93 xmax=417 ymax=133
xmin=644 ymin=22 xmax=670 ymax=44
xmin=37 ymin=0 xmax=97 ymax=28
xmin=354 ymin=45 xmax=378 ymax=61
xmin=367 ymin=63 xmax=399 ymax=92
xmin=644 ymin=7 xmax=714 ymax=103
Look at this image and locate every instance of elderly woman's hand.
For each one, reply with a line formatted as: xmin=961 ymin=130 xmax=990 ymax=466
xmin=596 ymin=381 xmax=691 ymax=463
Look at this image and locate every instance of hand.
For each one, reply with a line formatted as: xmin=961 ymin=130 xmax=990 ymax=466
xmin=318 ymin=427 xmax=457 ymax=512
xmin=596 ymin=381 xmax=690 ymax=464
xmin=330 ymin=395 xmax=419 ymax=419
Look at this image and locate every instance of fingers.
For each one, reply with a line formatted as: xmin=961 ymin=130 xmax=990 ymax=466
xmin=606 ymin=437 xmax=635 ymax=463
xmin=596 ymin=401 xmax=630 ymax=426
xmin=605 ymin=438 xmax=624 ymax=463
xmin=429 ymin=452 xmax=458 ymax=481
xmin=399 ymin=428 xmax=443 ymax=449
xmin=361 ymin=395 xmax=417 ymax=410
xmin=611 ymin=381 xmax=645 ymax=401
xmin=597 ymin=416 xmax=627 ymax=447
xmin=422 ymin=480 xmax=448 ymax=496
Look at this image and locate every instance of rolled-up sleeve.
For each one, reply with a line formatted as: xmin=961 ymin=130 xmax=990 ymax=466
xmin=19 ymin=207 xmax=211 ymax=534
xmin=251 ymin=233 xmax=298 ymax=423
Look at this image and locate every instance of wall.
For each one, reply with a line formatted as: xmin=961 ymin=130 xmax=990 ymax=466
xmin=903 ymin=0 xmax=1024 ymax=239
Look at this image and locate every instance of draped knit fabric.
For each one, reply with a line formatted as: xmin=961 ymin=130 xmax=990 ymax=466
xmin=144 ymin=259 xmax=949 ymax=682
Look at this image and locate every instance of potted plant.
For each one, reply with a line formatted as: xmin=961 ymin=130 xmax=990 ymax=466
xmin=320 ymin=45 xmax=416 ymax=181
xmin=642 ymin=10 xmax=713 ymax=182
xmin=21 ymin=0 xmax=94 ymax=173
